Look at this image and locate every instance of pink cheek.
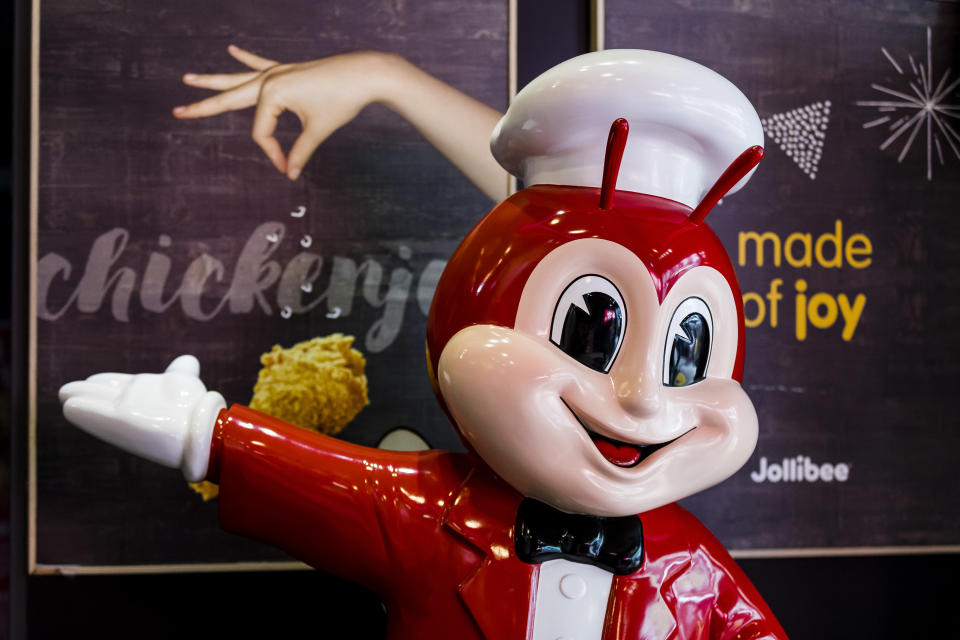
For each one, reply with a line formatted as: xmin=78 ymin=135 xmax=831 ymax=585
xmin=442 ymin=340 xmax=570 ymax=422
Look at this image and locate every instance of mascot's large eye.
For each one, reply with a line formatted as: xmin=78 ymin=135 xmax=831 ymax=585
xmin=662 ymin=297 xmax=713 ymax=387
xmin=550 ymin=275 xmax=626 ymax=373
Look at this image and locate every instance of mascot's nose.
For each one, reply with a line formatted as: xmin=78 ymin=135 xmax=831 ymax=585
xmin=614 ymin=371 xmax=662 ymax=418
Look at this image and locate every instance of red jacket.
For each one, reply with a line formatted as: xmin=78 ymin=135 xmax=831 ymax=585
xmin=209 ymin=405 xmax=788 ymax=640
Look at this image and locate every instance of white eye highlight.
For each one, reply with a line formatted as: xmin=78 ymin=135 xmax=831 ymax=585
xmin=550 ymin=275 xmax=627 ymax=373
xmin=662 ymin=297 xmax=713 ymax=386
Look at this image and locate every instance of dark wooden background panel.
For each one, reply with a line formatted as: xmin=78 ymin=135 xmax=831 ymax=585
xmin=33 ymin=0 xmax=960 ymax=571
xmin=606 ymin=0 xmax=960 ymax=549
xmin=35 ymin=0 xmax=508 ymax=566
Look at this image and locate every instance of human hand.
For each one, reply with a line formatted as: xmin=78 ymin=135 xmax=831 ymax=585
xmin=174 ymin=45 xmax=395 ymax=181
xmin=59 ymin=355 xmax=226 ymax=481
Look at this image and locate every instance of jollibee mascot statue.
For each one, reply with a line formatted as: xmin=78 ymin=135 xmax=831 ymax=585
xmin=60 ymin=51 xmax=788 ymax=639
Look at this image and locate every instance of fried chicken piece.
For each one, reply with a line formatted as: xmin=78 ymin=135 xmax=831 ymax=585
xmin=249 ymin=333 xmax=369 ymax=435
xmin=190 ymin=334 xmax=369 ymax=501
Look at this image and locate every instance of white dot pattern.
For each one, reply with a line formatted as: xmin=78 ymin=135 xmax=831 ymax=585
xmin=760 ymin=101 xmax=832 ymax=180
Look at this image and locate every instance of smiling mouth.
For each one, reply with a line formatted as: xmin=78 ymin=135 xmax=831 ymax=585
xmin=560 ymin=398 xmax=692 ymax=468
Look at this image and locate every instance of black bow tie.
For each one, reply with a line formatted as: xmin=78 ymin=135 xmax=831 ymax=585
xmin=514 ymin=498 xmax=644 ymax=575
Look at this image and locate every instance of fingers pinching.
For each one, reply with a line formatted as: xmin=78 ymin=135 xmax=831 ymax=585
xmin=227 ymin=44 xmax=279 ymax=71
xmin=165 ymin=355 xmax=201 ymax=377
xmin=251 ymin=97 xmax=288 ymax=174
xmin=286 ymin=125 xmax=330 ymax=181
xmin=285 ymin=107 xmax=351 ymax=180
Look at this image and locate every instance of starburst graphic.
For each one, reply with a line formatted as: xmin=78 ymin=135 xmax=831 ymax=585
xmin=856 ymin=27 xmax=960 ymax=181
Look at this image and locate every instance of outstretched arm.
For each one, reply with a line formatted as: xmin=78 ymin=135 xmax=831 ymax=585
xmin=59 ymin=356 xmax=462 ymax=591
xmin=174 ymin=46 xmax=509 ymax=201
xmin=209 ymin=404 xmax=459 ymax=591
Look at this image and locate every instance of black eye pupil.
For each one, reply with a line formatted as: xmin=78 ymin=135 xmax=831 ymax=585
xmin=557 ymin=292 xmax=623 ymax=372
xmin=668 ymin=313 xmax=710 ymax=387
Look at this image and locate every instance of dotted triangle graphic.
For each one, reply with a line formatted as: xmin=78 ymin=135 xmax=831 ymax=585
xmin=761 ymin=101 xmax=831 ymax=180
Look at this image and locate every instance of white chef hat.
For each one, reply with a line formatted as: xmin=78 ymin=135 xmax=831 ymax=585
xmin=491 ymin=49 xmax=763 ymax=210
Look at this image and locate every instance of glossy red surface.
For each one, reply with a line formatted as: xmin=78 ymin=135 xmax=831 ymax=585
xmin=600 ymin=118 xmax=630 ymax=209
xmin=200 ymin=178 xmax=781 ymax=637
xmin=426 ymin=185 xmax=748 ymax=395
xmin=207 ymin=405 xmax=787 ymax=639
xmin=689 ymin=146 xmax=765 ymax=224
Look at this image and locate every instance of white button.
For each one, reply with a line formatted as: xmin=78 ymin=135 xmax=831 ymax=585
xmin=559 ymin=573 xmax=587 ymax=600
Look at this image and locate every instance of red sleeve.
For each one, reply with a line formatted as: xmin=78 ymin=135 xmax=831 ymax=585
xmin=643 ymin=505 xmax=788 ymax=639
xmin=699 ymin=547 xmax=789 ymax=639
xmin=678 ymin=509 xmax=789 ymax=640
xmin=207 ymin=404 xmax=467 ymax=592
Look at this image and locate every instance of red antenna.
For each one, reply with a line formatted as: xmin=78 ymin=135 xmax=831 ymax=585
xmin=599 ymin=118 xmax=629 ymax=210
xmin=689 ymin=145 xmax=764 ymax=224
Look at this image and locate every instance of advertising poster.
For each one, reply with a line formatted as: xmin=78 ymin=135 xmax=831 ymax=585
xmin=33 ymin=0 xmax=511 ymax=569
xmin=604 ymin=0 xmax=960 ymax=552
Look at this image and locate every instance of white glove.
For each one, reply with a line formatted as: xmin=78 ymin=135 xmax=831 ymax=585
xmin=58 ymin=355 xmax=226 ymax=482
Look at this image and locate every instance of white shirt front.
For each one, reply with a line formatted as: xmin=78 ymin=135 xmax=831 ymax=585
xmin=531 ymin=559 xmax=614 ymax=640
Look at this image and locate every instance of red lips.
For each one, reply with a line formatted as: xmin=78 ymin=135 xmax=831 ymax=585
xmin=561 ymin=397 xmax=688 ymax=468
xmin=589 ymin=433 xmax=643 ymax=467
